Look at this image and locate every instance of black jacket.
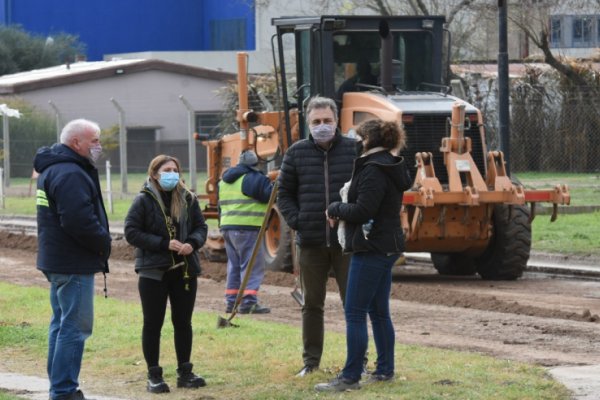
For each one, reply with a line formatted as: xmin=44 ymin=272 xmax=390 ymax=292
xmin=34 ymin=144 xmax=111 ymax=274
xmin=277 ymin=132 xmax=356 ymax=247
xmin=124 ymin=181 xmax=208 ymax=275
xmin=327 ymin=149 xmax=411 ymax=254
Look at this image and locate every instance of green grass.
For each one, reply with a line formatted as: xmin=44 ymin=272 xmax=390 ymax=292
xmin=0 ymin=282 xmax=570 ymax=400
xmin=532 ymin=211 xmax=600 ymax=255
xmin=1 ymin=172 xmax=219 ymax=228
xmin=515 ymin=172 xmax=600 ymax=207
xmin=0 ymin=392 xmax=27 ymax=400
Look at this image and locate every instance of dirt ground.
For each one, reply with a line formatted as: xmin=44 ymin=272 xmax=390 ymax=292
xmin=1 ymin=231 xmax=600 ymax=369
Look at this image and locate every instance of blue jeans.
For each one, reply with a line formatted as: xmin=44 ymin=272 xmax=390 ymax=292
xmin=223 ymin=229 xmax=265 ymax=307
xmin=342 ymin=252 xmax=397 ymax=382
xmin=45 ymin=273 xmax=95 ymax=400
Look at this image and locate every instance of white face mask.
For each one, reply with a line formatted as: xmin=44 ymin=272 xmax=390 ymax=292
xmin=310 ymin=123 xmax=336 ymax=143
xmin=89 ymin=144 xmax=102 ymax=163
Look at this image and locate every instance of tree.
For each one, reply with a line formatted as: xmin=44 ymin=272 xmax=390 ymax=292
xmin=0 ymin=25 xmax=86 ymax=75
xmin=501 ymin=0 xmax=600 ymax=87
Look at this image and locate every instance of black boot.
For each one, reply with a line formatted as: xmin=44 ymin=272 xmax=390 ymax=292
xmin=177 ymin=362 xmax=206 ymax=388
xmin=147 ymin=366 xmax=170 ymax=393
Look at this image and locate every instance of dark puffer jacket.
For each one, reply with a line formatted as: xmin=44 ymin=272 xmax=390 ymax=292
xmin=277 ymin=132 xmax=356 ymax=247
xmin=124 ymin=181 xmax=208 ymax=275
xmin=327 ymin=149 xmax=411 ymax=254
xmin=34 ymin=143 xmax=111 ymax=274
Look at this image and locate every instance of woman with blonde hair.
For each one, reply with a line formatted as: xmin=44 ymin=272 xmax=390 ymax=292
xmin=125 ymin=155 xmax=208 ymax=393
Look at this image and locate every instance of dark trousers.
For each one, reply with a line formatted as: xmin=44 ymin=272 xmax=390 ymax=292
xmin=297 ymin=244 xmax=350 ymax=367
xmin=138 ymin=271 xmax=197 ymax=368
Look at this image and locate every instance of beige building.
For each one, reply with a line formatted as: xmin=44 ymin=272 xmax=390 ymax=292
xmin=0 ymin=59 xmax=235 ymax=177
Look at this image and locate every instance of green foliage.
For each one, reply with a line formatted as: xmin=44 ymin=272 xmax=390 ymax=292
xmin=0 ymin=25 xmax=86 ymax=75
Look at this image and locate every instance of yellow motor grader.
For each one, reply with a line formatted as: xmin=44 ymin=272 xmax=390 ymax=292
xmin=199 ymin=15 xmax=569 ymax=280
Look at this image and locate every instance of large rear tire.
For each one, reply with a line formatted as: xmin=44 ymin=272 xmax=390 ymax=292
xmin=262 ymin=207 xmax=293 ymax=272
xmin=475 ymin=204 xmax=531 ymax=280
xmin=431 ymin=253 xmax=477 ymax=276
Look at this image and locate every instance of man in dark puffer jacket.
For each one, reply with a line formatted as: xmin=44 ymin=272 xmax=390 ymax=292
xmin=34 ymin=118 xmax=111 ymax=400
xmin=277 ymin=96 xmax=356 ymax=377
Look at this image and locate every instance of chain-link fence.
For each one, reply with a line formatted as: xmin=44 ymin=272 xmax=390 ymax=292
xmin=469 ymin=79 xmax=600 ymax=174
xmin=2 ymin=78 xmax=599 ymax=206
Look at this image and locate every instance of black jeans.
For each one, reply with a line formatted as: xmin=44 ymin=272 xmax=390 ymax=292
xmin=138 ymin=271 xmax=197 ymax=368
xmin=297 ymin=244 xmax=350 ymax=367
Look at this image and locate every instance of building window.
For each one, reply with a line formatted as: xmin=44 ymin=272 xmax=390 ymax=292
xmin=572 ymin=16 xmax=592 ymax=47
xmin=210 ymin=18 xmax=246 ymax=50
xmin=550 ymin=17 xmax=561 ymax=47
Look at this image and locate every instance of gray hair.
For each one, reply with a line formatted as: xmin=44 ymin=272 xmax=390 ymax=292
xmin=60 ymin=118 xmax=101 ymax=144
xmin=305 ymin=96 xmax=338 ymax=122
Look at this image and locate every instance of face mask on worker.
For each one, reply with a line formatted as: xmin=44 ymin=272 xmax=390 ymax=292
xmin=158 ymin=172 xmax=180 ymax=191
xmin=310 ymin=123 xmax=336 ymax=143
xmin=89 ymin=144 xmax=103 ymax=163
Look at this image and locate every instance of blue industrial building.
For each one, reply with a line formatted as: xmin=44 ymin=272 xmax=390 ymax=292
xmin=0 ymin=0 xmax=256 ymax=61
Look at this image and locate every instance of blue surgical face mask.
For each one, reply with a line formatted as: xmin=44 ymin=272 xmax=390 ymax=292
xmin=158 ymin=171 xmax=179 ymax=191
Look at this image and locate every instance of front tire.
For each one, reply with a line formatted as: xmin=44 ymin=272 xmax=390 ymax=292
xmin=262 ymin=207 xmax=293 ymax=272
xmin=475 ymin=204 xmax=531 ymax=280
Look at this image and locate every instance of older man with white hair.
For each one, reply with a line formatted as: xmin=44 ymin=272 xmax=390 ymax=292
xmin=34 ymin=118 xmax=111 ymax=400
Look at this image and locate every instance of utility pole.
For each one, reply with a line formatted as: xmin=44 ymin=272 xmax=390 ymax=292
xmin=2 ymin=114 xmax=9 ymax=187
xmin=48 ymin=100 xmax=62 ymax=143
xmin=110 ymin=98 xmax=128 ymax=195
xmin=178 ymin=95 xmax=197 ymax=193
xmin=498 ymin=0 xmax=511 ymax=176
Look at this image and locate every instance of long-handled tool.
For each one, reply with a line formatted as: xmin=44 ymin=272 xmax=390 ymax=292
xmin=289 ymin=230 xmax=304 ymax=306
xmin=217 ymin=181 xmax=279 ymax=329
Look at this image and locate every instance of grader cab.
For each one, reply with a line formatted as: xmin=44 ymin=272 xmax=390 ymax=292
xmin=199 ymin=15 xmax=570 ymax=280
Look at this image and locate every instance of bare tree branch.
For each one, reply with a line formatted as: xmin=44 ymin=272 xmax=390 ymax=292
xmin=414 ymin=0 xmax=429 ymax=15
xmin=538 ymin=31 xmax=590 ymax=86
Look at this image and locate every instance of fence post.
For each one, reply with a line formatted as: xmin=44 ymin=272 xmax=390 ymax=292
xmin=105 ymin=160 xmax=113 ymax=214
xmin=110 ymin=98 xmax=128 ymax=196
xmin=0 ymin=167 xmax=4 ymax=209
xmin=0 ymin=104 xmax=20 ymax=188
xmin=178 ymin=95 xmax=197 ymax=193
xmin=48 ymin=100 xmax=62 ymax=143
xmin=2 ymin=114 xmax=9 ymax=188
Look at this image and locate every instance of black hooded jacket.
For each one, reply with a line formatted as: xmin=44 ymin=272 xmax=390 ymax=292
xmin=327 ymin=148 xmax=411 ymax=254
xmin=124 ymin=180 xmax=208 ymax=275
xmin=34 ymin=143 xmax=111 ymax=274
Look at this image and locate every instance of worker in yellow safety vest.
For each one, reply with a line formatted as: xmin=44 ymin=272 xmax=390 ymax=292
xmin=218 ymin=150 xmax=273 ymax=314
